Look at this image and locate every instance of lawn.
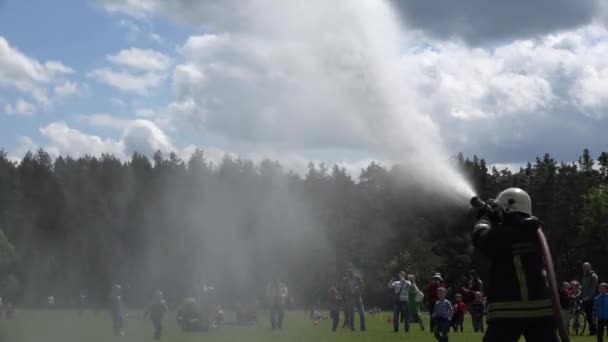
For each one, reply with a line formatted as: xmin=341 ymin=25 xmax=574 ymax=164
xmin=0 ymin=309 xmax=596 ymax=342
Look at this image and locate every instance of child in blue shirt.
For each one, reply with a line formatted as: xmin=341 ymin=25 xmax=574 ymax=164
xmin=433 ymin=287 xmax=453 ymax=342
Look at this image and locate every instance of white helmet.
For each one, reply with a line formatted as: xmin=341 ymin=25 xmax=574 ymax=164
xmin=496 ymin=187 xmax=532 ymax=215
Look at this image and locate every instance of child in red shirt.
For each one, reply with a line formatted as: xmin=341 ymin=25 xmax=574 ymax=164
xmin=452 ymin=293 xmax=467 ymax=332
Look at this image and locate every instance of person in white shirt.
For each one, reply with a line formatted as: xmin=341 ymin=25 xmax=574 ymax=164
xmin=388 ymin=270 xmax=412 ymax=333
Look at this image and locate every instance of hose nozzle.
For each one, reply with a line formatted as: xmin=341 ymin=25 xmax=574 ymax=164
xmin=470 ymin=196 xmax=486 ymax=209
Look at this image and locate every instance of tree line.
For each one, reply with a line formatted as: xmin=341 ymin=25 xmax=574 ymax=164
xmin=0 ymin=148 xmax=607 ymax=308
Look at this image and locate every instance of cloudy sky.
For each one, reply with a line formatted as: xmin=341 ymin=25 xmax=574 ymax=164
xmin=1 ymin=0 xmax=607 ymax=174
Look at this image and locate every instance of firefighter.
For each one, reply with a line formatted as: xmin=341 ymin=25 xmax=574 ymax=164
xmin=473 ymin=187 xmax=557 ymax=342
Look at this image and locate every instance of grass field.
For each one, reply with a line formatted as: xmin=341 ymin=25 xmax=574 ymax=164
xmin=0 ymin=309 xmax=596 ymax=342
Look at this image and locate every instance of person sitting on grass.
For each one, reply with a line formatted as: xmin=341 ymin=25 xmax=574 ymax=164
xmin=432 ymin=287 xmax=453 ymax=342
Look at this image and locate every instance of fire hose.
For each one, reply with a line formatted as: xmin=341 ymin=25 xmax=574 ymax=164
xmin=537 ymin=227 xmax=570 ymax=342
xmin=470 ymin=197 xmax=570 ymax=342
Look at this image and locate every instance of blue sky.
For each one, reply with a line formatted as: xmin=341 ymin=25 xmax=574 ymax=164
xmin=1 ymin=0 xmax=608 ymax=175
xmin=0 ymin=0 xmax=191 ymax=155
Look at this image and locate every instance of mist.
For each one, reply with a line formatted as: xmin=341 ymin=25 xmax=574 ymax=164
xmin=168 ymin=0 xmax=474 ymax=201
xmin=0 ymin=1 xmax=479 ymax=340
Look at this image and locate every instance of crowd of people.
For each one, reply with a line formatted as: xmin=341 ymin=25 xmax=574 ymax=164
xmin=559 ymin=262 xmax=607 ymax=339
xmin=1 ymin=260 xmax=606 ymax=342
xmin=4 ymin=186 xmax=608 ymax=342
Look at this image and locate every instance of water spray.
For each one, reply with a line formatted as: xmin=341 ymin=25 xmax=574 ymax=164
xmin=470 ymin=196 xmax=569 ymax=342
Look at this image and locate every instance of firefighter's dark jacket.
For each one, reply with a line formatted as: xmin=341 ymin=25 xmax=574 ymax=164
xmin=473 ymin=213 xmax=552 ymax=321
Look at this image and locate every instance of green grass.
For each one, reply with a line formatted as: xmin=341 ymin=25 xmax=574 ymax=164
xmin=0 ymin=309 xmax=596 ymax=342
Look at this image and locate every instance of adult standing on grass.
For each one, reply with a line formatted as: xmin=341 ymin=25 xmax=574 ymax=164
xmin=408 ymin=274 xmax=425 ymax=331
xmin=427 ymin=273 xmax=445 ymax=332
xmin=463 ymin=270 xmax=483 ymax=306
xmin=144 ymin=290 xmax=169 ymax=340
xmin=109 ymin=284 xmax=126 ymax=336
xmin=388 ymin=271 xmax=411 ymax=333
xmin=266 ymin=277 xmax=288 ymax=330
xmin=341 ymin=269 xmax=366 ymax=332
xmin=473 ymin=188 xmax=557 ymax=341
xmin=583 ymin=262 xmax=600 ymax=336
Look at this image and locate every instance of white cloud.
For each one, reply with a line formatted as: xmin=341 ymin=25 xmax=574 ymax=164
xmin=571 ymin=66 xmax=608 ymax=118
xmin=23 ymin=119 xmax=176 ymax=160
xmin=135 ymin=108 xmax=155 ymax=118
xmin=82 ymin=113 xmax=130 ymax=129
xmin=88 ymin=67 xmax=165 ymax=95
xmin=4 ymin=99 xmax=36 ymax=116
xmin=122 ymin=119 xmax=173 ymax=156
xmin=0 ymin=36 xmax=77 ymax=110
xmin=116 ymin=19 xmax=164 ymax=45
xmin=0 ymin=36 xmax=50 ymax=88
xmin=100 ymin=0 xmax=157 ymax=18
xmin=88 ymin=47 xmax=170 ymax=95
xmin=93 ymin=1 xmax=608 ymax=170
xmin=44 ymin=61 xmax=74 ymax=75
xmin=149 ymin=33 xmax=164 ymax=44
xmin=54 ymin=80 xmax=82 ymax=97
xmin=110 ymin=97 xmax=126 ymax=108
xmin=40 ymin=122 xmax=125 ymax=157
xmin=107 ymin=47 xmax=172 ymax=72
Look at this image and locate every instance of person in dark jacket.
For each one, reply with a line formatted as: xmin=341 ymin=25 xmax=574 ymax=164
xmin=473 ymin=187 xmax=557 ymax=342
xmin=144 ymin=290 xmax=169 ymax=340
xmin=583 ymin=262 xmax=600 ymax=336
xmin=341 ymin=270 xmax=366 ymax=332
xmin=594 ymin=283 xmax=608 ymax=342
xmin=463 ymin=270 xmax=484 ymax=306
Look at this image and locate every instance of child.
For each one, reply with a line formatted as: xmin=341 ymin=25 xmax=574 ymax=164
xmin=451 ymin=293 xmax=467 ymax=332
xmin=469 ymin=291 xmax=485 ymax=333
xmin=310 ymin=307 xmax=323 ymax=326
xmin=328 ymin=286 xmax=341 ymax=332
xmin=432 ymin=287 xmax=453 ymax=342
xmin=559 ymin=282 xmax=571 ymax=333
xmin=144 ymin=290 xmax=169 ymax=340
xmin=594 ymin=283 xmax=608 ymax=342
